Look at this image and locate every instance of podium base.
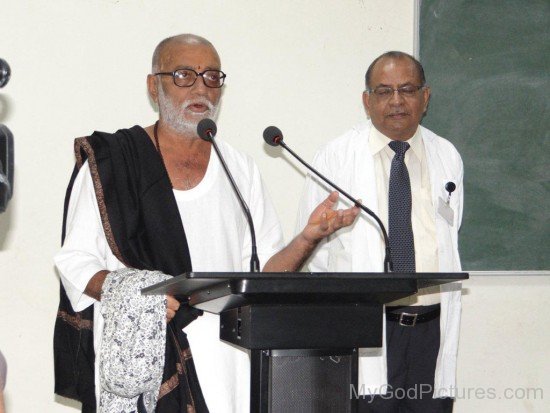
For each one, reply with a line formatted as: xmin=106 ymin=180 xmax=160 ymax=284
xmin=252 ymin=349 xmax=358 ymax=413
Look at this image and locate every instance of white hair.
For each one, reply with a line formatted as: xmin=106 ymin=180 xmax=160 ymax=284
xmin=156 ymin=84 xmax=220 ymax=137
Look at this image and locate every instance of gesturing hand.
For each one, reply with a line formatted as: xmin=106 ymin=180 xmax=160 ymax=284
xmin=302 ymin=191 xmax=360 ymax=244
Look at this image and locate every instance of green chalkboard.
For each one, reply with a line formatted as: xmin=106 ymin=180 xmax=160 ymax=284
xmin=420 ymin=0 xmax=550 ymax=270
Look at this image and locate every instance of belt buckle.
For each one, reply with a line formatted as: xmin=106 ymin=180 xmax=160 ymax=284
xmin=399 ymin=312 xmax=418 ymax=327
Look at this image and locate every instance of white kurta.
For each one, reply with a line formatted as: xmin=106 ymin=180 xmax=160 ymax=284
xmin=296 ymin=121 xmax=464 ymax=398
xmin=55 ymin=137 xmax=284 ymax=413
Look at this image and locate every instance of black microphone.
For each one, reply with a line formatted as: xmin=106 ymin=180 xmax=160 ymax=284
xmin=197 ymin=118 xmax=217 ymax=141
xmin=263 ymin=126 xmax=393 ymax=273
xmin=197 ymin=118 xmax=260 ymax=272
xmin=0 ymin=124 xmax=13 ymax=213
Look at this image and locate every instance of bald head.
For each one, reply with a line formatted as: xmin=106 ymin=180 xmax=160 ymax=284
xmin=365 ymin=51 xmax=425 ymax=90
xmin=152 ymin=34 xmax=219 ymax=72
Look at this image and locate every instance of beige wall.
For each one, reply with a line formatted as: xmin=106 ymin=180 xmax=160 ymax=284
xmin=1 ymin=1 xmax=547 ymax=412
xmin=455 ymin=274 xmax=550 ymax=413
xmin=0 ymin=1 xmax=415 ymax=411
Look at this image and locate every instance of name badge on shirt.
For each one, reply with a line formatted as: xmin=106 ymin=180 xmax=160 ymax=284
xmin=438 ymin=196 xmax=454 ymax=226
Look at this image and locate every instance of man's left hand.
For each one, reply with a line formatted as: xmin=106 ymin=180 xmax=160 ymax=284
xmin=166 ymin=295 xmax=180 ymax=322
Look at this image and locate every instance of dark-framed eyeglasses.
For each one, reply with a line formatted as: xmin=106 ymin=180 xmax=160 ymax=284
xmin=367 ymin=85 xmax=426 ymax=99
xmin=154 ymin=68 xmax=227 ymax=88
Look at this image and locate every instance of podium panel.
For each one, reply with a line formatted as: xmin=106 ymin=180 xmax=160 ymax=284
xmin=251 ymin=349 xmax=357 ymax=413
xmin=221 ymin=304 xmax=382 ymax=349
xmin=143 ymin=272 xmax=468 ymax=413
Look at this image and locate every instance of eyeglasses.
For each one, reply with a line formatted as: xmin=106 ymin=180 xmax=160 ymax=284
xmin=154 ymin=69 xmax=227 ymax=88
xmin=367 ymin=85 xmax=425 ymax=99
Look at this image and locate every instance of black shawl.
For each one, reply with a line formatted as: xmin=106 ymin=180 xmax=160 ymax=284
xmin=54 ymin=126 xmax=208 ymax=412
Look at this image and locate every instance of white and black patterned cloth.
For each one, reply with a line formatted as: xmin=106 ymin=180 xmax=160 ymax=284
xmin=99 ymin=268 xmax=171 ymax=413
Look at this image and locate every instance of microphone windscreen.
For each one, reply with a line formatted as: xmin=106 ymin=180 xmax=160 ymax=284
xmin=197 ymin=118 xmax=217 ymax=141
xmin=263 ymin=126 xmax=283 ymax=146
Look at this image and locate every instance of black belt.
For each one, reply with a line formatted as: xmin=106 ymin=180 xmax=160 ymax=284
xmin=386 ymin=306 xmax=440 ymax=327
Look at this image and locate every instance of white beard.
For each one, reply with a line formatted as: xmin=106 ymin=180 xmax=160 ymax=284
xmin=157 ymin=86 xmax=220 ymax=136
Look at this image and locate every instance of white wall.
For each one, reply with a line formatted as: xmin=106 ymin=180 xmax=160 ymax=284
xmin=0 ymin=1 xmax=415 ymax=411
xmin=3 ymin=2 xmax=547 ymax=413
xmin=456 ymin=274 xmax=550 ymax=413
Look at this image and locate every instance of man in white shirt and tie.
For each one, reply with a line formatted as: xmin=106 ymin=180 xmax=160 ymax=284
xmin=296 ymin=51 xmax=464 ymax=413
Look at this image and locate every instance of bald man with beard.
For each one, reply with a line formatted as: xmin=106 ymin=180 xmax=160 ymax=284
xmin=53 ymin=34 xmax=358 ymax=413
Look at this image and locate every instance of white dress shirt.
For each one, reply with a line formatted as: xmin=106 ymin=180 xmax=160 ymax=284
xmin=368 ymin=126 xmax=441 ymax=305
xmin=296 ymin=121 xmax=464 ymax=397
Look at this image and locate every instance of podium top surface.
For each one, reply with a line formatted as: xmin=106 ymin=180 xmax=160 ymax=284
xmin=142 ymin=271 xmax=468 ymax=296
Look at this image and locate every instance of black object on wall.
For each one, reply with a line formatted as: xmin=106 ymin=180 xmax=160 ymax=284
xmin=0 ymin=57 xmax=13 ymax=213
xmin=0 ymin=58 xmax=10 ymax=88
xmin=0 ymin=125 xmax=14 ymax=213
xmin=420 ymin=0 xmax=550 ymax=270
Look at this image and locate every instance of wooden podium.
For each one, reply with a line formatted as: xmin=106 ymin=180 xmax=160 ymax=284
xmin=144 ymin=272 xmax=467 ymax=413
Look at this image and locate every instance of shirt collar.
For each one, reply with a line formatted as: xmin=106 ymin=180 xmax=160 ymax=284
xmin=368 ymin=124 xmax=424 ymax=161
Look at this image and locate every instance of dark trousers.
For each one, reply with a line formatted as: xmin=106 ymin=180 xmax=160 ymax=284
xmin=358 ymin=305 xmax=453 ymax=413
